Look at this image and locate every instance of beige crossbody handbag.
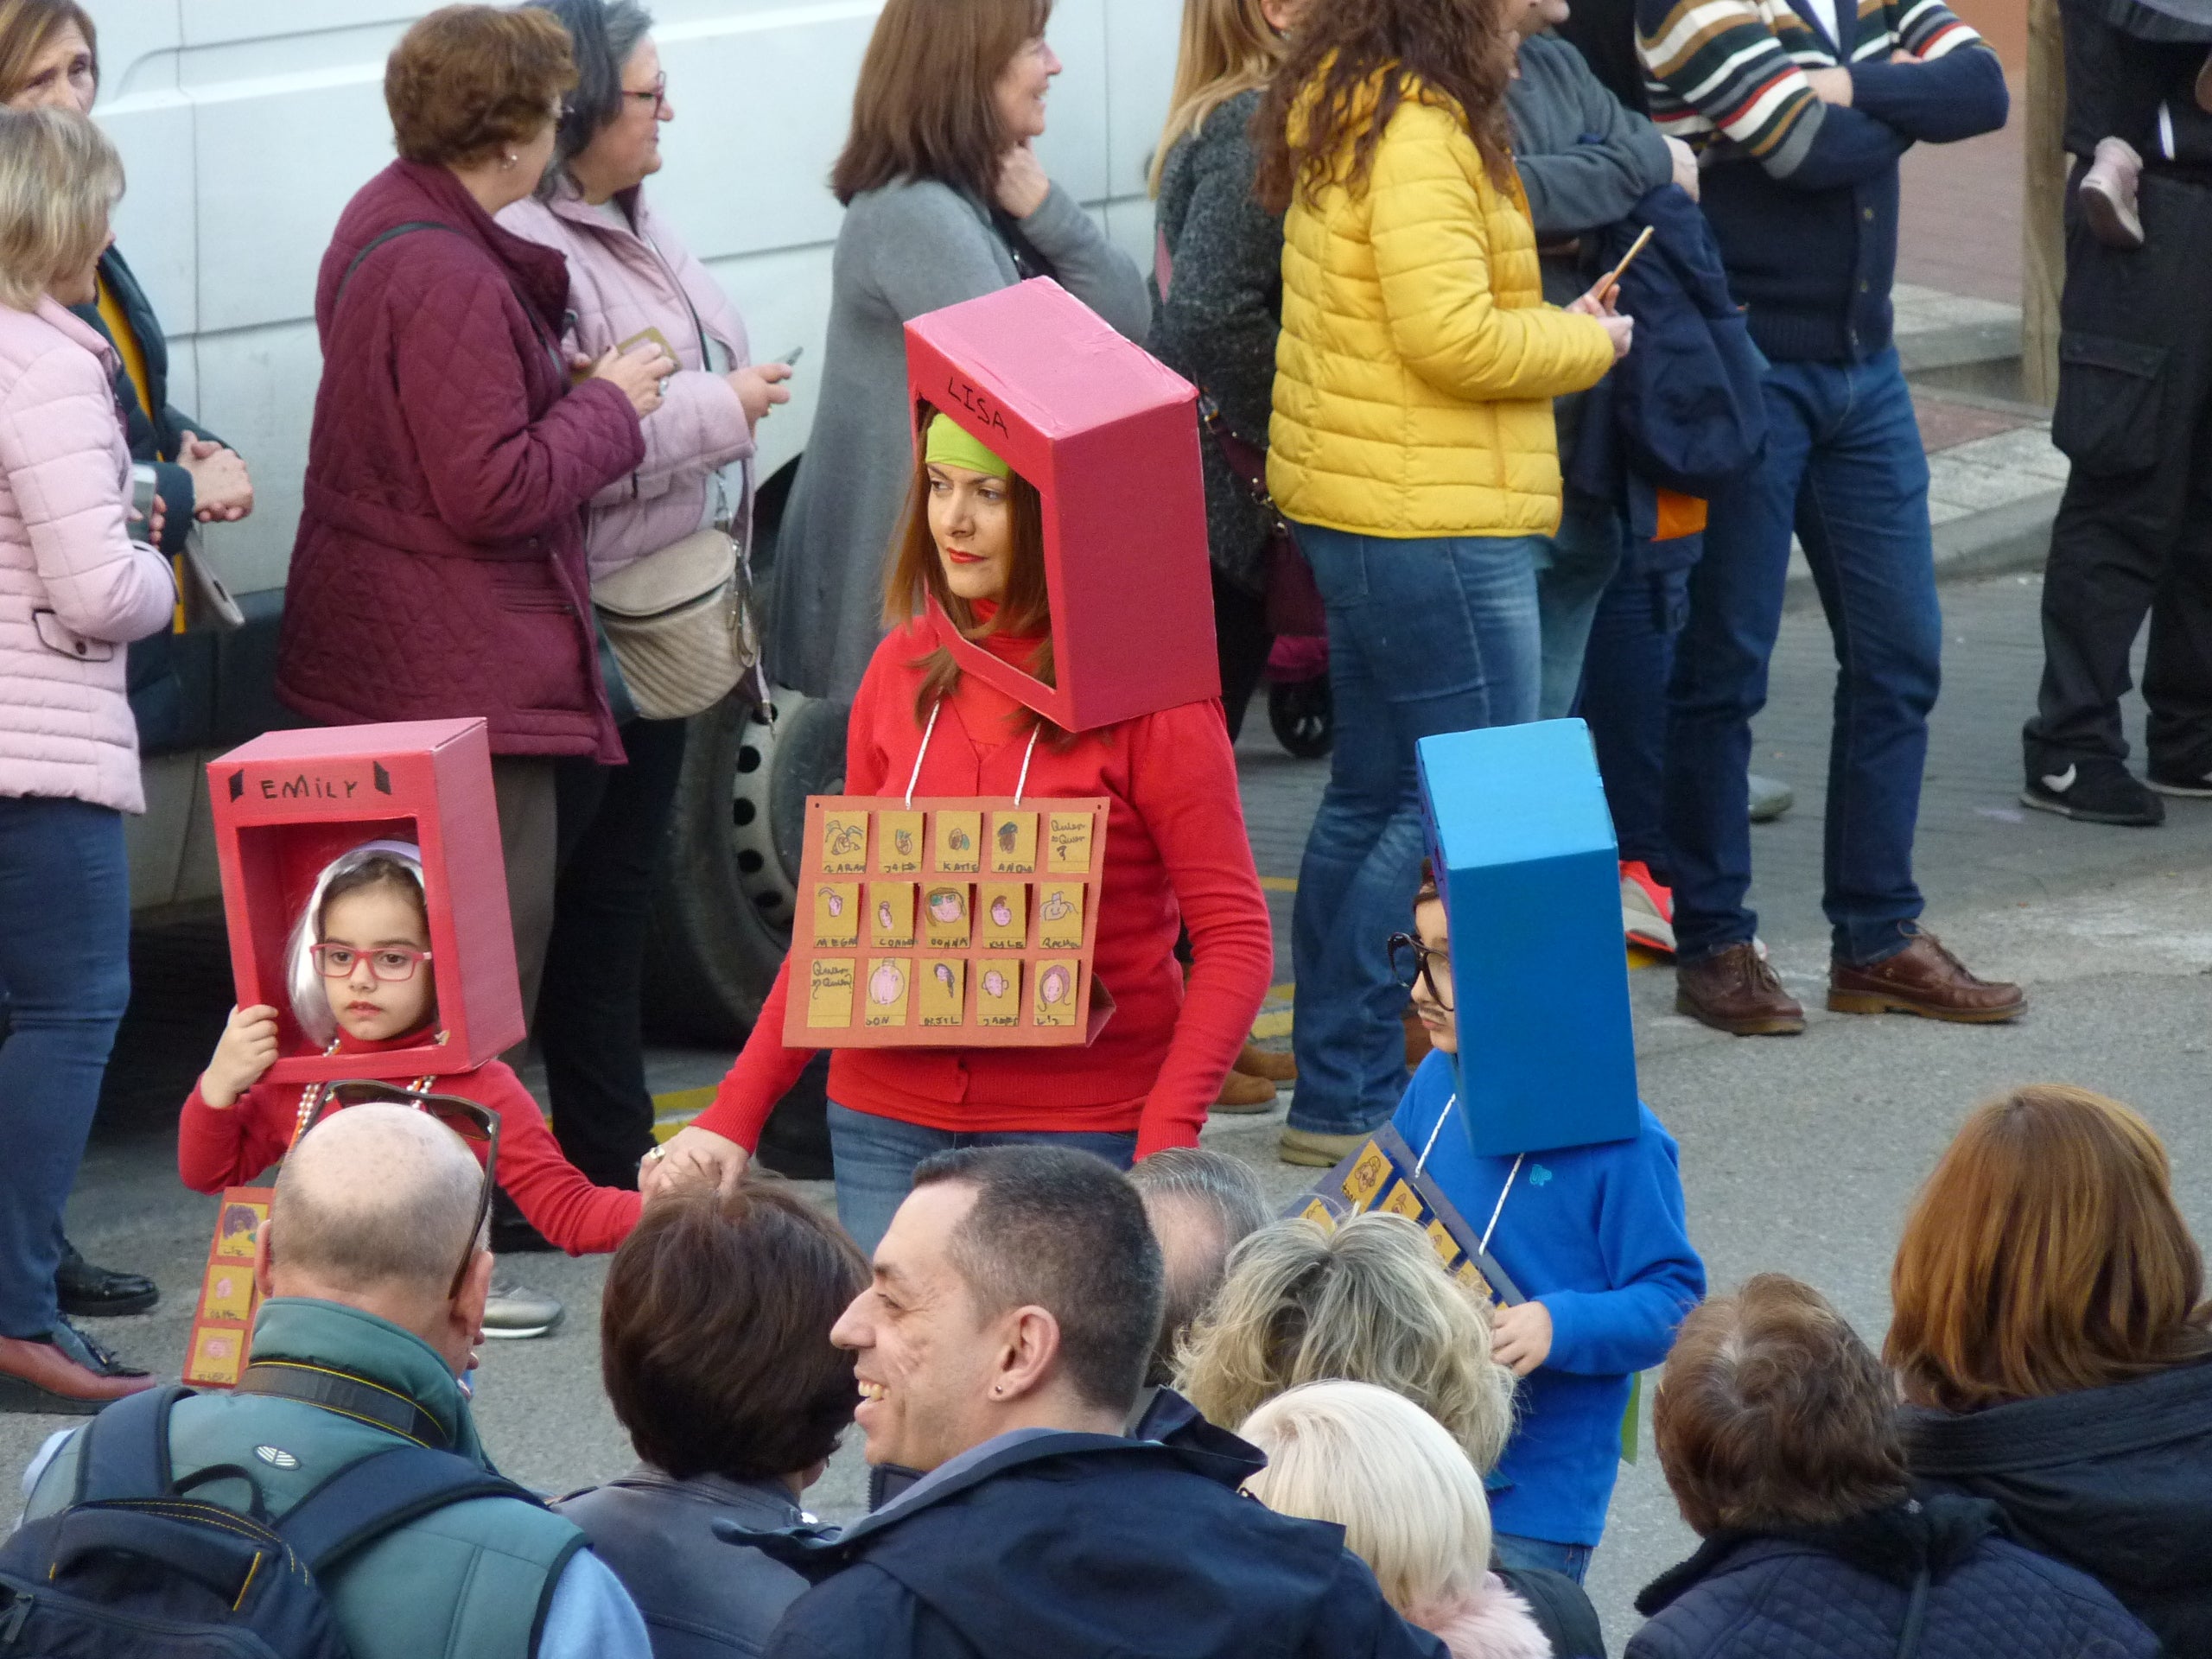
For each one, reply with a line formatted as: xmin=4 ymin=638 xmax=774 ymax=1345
xmin=591 ymin=508 xmax=757 ymax=721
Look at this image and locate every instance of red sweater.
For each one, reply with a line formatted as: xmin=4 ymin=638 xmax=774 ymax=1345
xmin=178 ymin=1030 xmax=641 ymax=1255
xmin=698 ymin=620 xmax=1274 ymax=1158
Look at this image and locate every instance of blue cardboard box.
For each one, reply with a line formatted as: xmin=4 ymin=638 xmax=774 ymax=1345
xmin=1416 ymin=720 xmax=1641 ymax=1154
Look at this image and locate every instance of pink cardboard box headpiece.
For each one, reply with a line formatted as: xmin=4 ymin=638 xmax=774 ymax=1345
xmin=904 ymin=277 xmax=1220 ymax=732
xmin=205 ymin=718 xmax=524 ymax=1084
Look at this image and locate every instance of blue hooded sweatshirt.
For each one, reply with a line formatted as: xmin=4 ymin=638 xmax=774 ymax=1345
xmin=1394 ymin=1050 xmax=1704 ymax=1547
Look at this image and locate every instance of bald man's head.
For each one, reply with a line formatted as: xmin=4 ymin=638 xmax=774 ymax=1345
xmin=270 ymin=1103 xmax=486 ymax=1298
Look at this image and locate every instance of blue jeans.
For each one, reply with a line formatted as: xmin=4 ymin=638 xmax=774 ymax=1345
xmin=0 ymin=797 xmax=130 ymax=1338
xmin=1664 ymin=349 xmax=1940 ymax=964
xmin=1493 ymin=1531 xmax=1593 ymax=1585
xmin=1287 ymin=524 xmax=1541 ymax=1135
xmin=1534 ymin=493 xmax=1626 ymax=721
xmin=825 ymin=1103 xmax=1137 ymax=1256
xmin=1583 ymin=563 xmax=1693 ymax=869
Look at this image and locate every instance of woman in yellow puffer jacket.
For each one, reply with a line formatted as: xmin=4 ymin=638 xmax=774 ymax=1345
xmin=1253 ymin=0 xmax=1629 ymax=1166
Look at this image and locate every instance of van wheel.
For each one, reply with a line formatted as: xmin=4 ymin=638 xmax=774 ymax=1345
xmin=644 ymin=689 xmax=849 ymax=1045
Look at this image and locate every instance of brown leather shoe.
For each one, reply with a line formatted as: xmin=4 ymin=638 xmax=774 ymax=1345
xmin=1212 ymin=1066 xmax=1281 ymax=1113
xmin=1827 ymin=931 xmax=2024 ymax=1023
xmin=1676 ymin=942 xmax=1806 ymax=1035
xmin=0 ymin=1331 xmax=157 ymax=1414
xmin=1233 ymin=1042 xmax=1297 ymax=1084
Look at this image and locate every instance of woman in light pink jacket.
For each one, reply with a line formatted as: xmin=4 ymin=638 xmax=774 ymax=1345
xmin=499 ymin=0 xmax=791 ymax=1207
xmin=0 ymin=107 xmax=174 ymax=1412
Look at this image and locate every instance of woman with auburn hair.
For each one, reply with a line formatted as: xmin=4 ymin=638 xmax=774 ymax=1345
xmin=646 ymin=410 xmax=1269 ymax=1252
xmin=1890 ymin=1085 xmax=2212 ymax=1653
xmin=1175 ymin=1212 xmax=1516 ymax=1472
xmin=1630 ymin=1274 xmax=2158 ymax=1659
xmin=763 ymin=0 xmax=1148 ymax=706
xmin=1251 ymin=0 xmax=1627 ymax=1172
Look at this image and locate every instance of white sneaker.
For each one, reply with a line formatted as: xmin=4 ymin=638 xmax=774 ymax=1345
xmin=482 ymin=1283 xmax=563 ymax=1340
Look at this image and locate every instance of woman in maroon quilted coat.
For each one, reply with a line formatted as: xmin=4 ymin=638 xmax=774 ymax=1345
xmin=276 ymin=5 xmax=671 ymax=1037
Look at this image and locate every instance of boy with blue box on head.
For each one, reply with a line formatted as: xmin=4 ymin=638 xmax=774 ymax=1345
xmin=1390 ymin=720 xmax=1704 ymax=1584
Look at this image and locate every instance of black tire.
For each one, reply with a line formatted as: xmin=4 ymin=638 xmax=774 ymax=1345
xmin=643 ymin=688 xmax=851 ymax=1045
xmin=1268 ymin=677 xmax=1334 ymax=760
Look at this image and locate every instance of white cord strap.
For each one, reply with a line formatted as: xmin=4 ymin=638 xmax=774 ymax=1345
xmin=1013 ymin=724 xmax=1043 ymax=805
xmin=1480 ymin=1154 xmax=1526 ymax=1256
xmin=905 ymin=701 xmax=944 ymax=808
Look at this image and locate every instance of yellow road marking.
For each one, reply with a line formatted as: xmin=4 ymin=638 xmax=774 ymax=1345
xmin=1259 ymin=876 xmax=1298 ymax=893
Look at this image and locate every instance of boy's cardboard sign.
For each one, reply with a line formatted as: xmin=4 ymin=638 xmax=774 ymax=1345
xmin=784 ymin=795 xmax=1113 ymax=1048
xmin=1417 ymin=721 xmax=1642 ymax=1155
xmin=906 ymin=279 xmax=1220 ymax=732
xmin=206 ymin=719 xmax=523 ymax=1084
xmin=1289 ymin=1124 xmax=1524 ymax=1308
xmin=182 ymin=1186 xmax=270 ymax=1389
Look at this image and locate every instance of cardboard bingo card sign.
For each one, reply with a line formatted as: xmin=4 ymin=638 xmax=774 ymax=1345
xmin=183 ymin=1187 xmax=272 ymax=1388
xmin=784 ymin=796 xmax=1112 ymax=1047
xmin=205 ymin=718 xmax=524 ymax=1084
xmin=1290 ymin=1124 xmax=1525 ymax=1309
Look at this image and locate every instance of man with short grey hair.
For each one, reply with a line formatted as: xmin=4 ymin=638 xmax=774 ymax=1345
xmin=1128 ymin=1147 xmax=1270 ymax=1386
xmin=22 ymin=1104 xmax=651 ymax=1659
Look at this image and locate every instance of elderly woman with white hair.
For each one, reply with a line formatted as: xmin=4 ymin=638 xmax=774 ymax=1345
xmin=0 ymin=105 xmax=176 ymax=1413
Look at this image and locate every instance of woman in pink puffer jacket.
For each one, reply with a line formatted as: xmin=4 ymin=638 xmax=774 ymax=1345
xmin=496 ymin=0 xmax=791 ymax=1198
xmin=0 ymin=108 xmax=174 ymax=1413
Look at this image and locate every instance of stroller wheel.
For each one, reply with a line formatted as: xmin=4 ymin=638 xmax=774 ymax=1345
xmin=1268 ymin=677 xmax=1334 ymax=760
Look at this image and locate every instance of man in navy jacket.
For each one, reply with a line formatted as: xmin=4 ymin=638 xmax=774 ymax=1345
xmin=1637 ymin=0 xmax=2024 ymax=1034
xmin=743 ymin=1147 xmax=1446 ymax=1659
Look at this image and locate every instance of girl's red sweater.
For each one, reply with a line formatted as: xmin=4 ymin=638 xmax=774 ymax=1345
xmin=178 ymin=1029 xmax=641 ymax=1254
xmin=696 ymin=618 xmax=1274 ymax=1159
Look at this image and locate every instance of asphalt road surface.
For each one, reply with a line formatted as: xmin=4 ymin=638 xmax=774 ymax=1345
xmin=16 ymin=571 xmax=2212 ymax=1649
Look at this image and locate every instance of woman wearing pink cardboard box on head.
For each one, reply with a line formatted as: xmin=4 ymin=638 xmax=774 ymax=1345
xmin=645 ymin=410 xmax=1272 ymax=1254
xmin=181 ymin=842 xmax=645 ymax=1338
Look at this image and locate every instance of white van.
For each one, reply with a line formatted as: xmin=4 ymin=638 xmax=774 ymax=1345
xmin=99 ymin=0 xmax=1177 ymax=1038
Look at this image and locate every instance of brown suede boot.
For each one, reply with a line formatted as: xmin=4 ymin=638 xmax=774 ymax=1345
xmin=1827 ymin=931 xmax=2024 ymax=1023
xmin=1676 ymin=942 xmax=1805 ymax=1035
xmin=1212 ymin=1067 xmax=1281 ymax=1113
xmin=1233 ymin=1042 xmax=1297 ymax=1084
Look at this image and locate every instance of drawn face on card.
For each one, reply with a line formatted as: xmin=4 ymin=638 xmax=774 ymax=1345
xmin=988 ymin=810 xmax=1037 ymax=874
xmin=1046 ymin=811 xmax=1095 ymax=874
xmin=822 ymin=810 xmax=870 ymax=875
xmin=1036 ymin=881 xmax=1084 ymax=950
xmin=864 ymin=958 xmax=911 ymax=1028
xmin=1033 ymin=959 xmax=1078 ymax=1027
xmin=215 ymin=1201 xmax=266 ymax=1259
xmin=815 ymin=883 xmax=860 ymax=948
xmin=976 ymin=963 xmax=1021 ymax=1027
xmin=919 ymin=957 xmax=964 ymax=1027
xmin=979 ymin=881 xmax=1027 ymax=949
xmin=877 ymin=810 xmax=924 ymax=874
xmin=200 ymin=1264 xmax=254 ymax=1323
xmin=869 ymin=882 xmax=915 ymax=948
xmin=1341 ymin=1144 xmax=1389 ymax=1207
xmin=189 ymin=1328 xmax=245 ymax=1386
xmin=922 ymin=884 xmax=969 ymax=949
xmin=1381 ymin=1181 xmax=1425 ymax=1224
xmin=806 ymin=958 xmax=855 ymax=1028
xmin=934 ymin=810 xmax=982 ymax=874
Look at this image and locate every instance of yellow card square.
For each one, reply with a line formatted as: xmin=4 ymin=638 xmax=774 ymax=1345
xmin=821 ymin=810 xmax=870 ymax=874
xmin=1046 ymin=810 xmax=1095 ymax=874
xmin=200 ymin=1262 xmax=254 ymax=1323
xmin=213 ymin=1198 xmax=267 ymax=1259
xmin=976 ymin=962 xmax=1021 ymax=1027
xmin=1456 ymin=1259 xmax=1500 ymax=1303
xmin=187 ymin=1326 xmax=246 ymax=1387
xmin=806 ymin=958 xmax=855 ymax=1028
xmin=1426 ymin=1219 xmax=1459 ymax=1267
xmin=918 ymin=957 xmax=965 ymax=1027
xmin=869 ymin=882 xmax=915 ymax=948
xmin=1037 ymin=881 xmax=1084 ymax=950
xmin=1341 ymin=1143 xmax=1389 ymax=1207
xmin=921 ymin=884 xmax=970 ymax=949
xmin=988 ymin=810 xmax=1038 ymax=874
xmin=934 ymin=810 xmax=982 ymax=874
xmin=1300 ymin=1198 xmax=1338 ymax=1228
xmin=877 ymin=811 xmax=925 ymax=874
xmin=1381 ymin=1181 xmax=1426 ymax=1223
xmin=1033 ymin=959 xmax=1079 ymax=1027
xmin=980 ymin=881 xmax=1027 ymax=949
xmin=863 ymin=958 xmax=911 ymax=1028
xmin=814 ymin=882 xmax=860 ymax=948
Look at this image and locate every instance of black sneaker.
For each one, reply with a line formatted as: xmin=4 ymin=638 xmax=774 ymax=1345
xmin=2022 ymin=758 xmax=2164 ymax=825
xmin=2146 ymin=762 xmax=2212 ymax=799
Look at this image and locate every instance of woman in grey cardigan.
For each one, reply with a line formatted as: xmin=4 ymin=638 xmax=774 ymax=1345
xmin=766 ymin=0 xmax=1149 ymax=702
xmin=1148 ymin=0 xmax=1303 ymax=743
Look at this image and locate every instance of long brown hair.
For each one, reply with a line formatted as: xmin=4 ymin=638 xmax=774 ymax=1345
xmin=880 ymin=403 xmax=1058 ymax=735
xmin=1252 ymin=0 xmax=1516 ymax=214
xmin=0 ymin=0 xmax=95 ymax=106
xmin=1148 ymin=0 xmax=1287 ymax=197
xmin=830 ymin=0 xmax=1052 ymax=207
xmin=1885 ymin=1084 xmax=2212 ymax=1412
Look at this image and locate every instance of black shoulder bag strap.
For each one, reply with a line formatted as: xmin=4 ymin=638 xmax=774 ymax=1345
xmin=233 ymin=1359 xmax=452 ymax=1452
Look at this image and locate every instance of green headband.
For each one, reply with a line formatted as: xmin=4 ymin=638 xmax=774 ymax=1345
xmin=925 ymin=413 xmax=1012 ymax=480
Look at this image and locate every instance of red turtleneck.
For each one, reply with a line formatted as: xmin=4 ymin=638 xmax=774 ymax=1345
xmin=696 ymin=615 xmax=1274 ymax=1158
xmin=177 ymin=1027 xmax=640 ymax=1254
